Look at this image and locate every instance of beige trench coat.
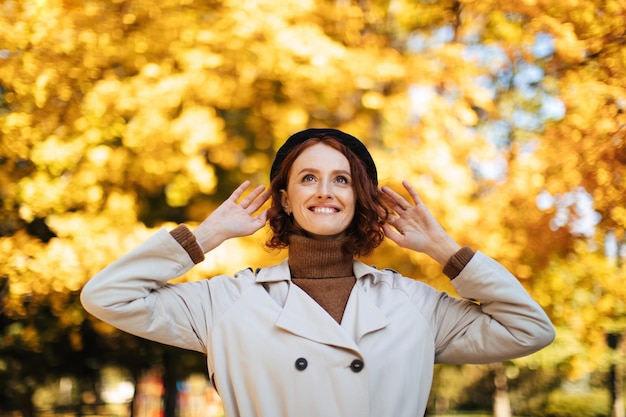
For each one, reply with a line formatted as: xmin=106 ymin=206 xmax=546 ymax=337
xmin=81 ymin=229 xmax=554 ymax=417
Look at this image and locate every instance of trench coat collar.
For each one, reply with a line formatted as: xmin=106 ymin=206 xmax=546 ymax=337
xmin=254 ymin=258 xmax=389 ymax=284
xmin=255 ymin=259 xmax=390 ymax=350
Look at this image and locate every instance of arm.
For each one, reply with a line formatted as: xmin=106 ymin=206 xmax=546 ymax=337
xmin=432 ymin=251 xmax=555 ymax=363
xmin=80 ymin=181 xmax=270 ymax=352
xmin=380 ymin=181 xmax=555 ymax=362
xmin=80 ymin=229 xmax=211 ymax=352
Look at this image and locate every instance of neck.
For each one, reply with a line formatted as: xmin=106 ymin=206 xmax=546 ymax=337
xmin=288 ymin=234 xmax=354 ymax=278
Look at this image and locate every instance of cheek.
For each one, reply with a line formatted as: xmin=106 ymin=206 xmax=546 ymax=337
xmin=342 ymin=195 xmax=357 ymax=220
xmin=345 ymin=191 xmax=356 ymax=210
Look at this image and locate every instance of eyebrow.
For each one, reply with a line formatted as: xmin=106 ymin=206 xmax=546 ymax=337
xmin=296 ymin=168 xmax=352 ymax=177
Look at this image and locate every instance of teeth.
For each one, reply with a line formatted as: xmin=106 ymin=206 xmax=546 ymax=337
xmin=312 ymin=207 xmax=336 ymax=214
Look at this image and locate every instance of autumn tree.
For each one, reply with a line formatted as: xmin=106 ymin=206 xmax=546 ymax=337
xmin=1 ymin=0 xmax=625 ymax=416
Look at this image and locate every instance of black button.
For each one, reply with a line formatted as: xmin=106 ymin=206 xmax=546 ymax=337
xmin=295 ymin=357 xmax=308 ymax=371
xmin=350 ymin=359 xmax=364 ymax=373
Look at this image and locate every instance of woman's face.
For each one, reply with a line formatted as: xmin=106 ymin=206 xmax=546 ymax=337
xmin=281 ymin=143 xmax=356 ymax=240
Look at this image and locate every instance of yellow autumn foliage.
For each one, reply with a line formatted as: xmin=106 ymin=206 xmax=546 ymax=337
xmin=0 ymin=0 xmax=624 ymax=389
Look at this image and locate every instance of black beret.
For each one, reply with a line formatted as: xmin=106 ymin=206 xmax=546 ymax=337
xmin=270 ymin=128 xmax=378 ymax=185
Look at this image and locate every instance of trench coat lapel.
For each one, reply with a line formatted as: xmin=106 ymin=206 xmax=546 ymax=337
xmin=275 ymin=283 xmax=359 ymax=351
xmin=256 ymin=260 xmax=356 ymax=349
xmin=340 ymin=283 xmax=390 ymax=343
xmin=257 ymin=259 xmax=390 ymax=350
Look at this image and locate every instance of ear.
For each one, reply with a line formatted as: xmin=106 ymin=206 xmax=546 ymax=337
xmin=280 ymin=189 xmax=290 ymax=212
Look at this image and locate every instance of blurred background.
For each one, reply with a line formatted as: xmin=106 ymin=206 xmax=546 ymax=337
xmin=0 ymin=0 xmax=625 ymax=416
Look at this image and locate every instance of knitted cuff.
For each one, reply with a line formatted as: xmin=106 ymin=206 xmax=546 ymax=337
xmin=442 ymin=246 xmax=475 ymax=280
xmin=170 ymin=224 xmax=205 ymax=264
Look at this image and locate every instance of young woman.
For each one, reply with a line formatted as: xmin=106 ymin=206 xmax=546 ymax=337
xmin=81 ymin=128 xmax=555 ymax=417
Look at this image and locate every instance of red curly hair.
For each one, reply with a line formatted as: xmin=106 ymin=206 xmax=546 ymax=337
xmin=266 ymin=136 xmax=389 ymax=257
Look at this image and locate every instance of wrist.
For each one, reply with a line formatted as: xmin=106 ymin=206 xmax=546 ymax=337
xmin=428 ymin=237 xmax=461 ymax=266
xmin=192 ymin=222 xmax=227 ymax=254
xmin=170 ymin=224 xmax=205 ymax=264
xmin=442 ymin=246 xmax=475 ymax=279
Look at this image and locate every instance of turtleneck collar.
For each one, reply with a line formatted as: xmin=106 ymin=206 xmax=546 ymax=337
xmin=288 ymin=234 xmax=354 ymax=279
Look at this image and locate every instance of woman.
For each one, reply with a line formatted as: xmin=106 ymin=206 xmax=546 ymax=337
xmin=81 ymin=128 xmax=555 ymax=417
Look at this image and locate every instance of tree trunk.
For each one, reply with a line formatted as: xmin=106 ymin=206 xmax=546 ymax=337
xmin=17 ymin=389 xmax=36 ymax=417
xmin=493 ymin=362 xmax=512 ymax=417
xmin=162 ymin=350 xmax=178 ymax=417
xmin=608 ymin=332 xmax=625 ymax=417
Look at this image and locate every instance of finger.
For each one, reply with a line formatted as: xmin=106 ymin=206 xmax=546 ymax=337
xmin=382 ymin=223 xmax=403 ymax=242
xmin=384 ymin=211 xmax=399 ymax=225
xmin=239 ymin=184 xmax=266 ymax=209
xmin=246 ymin=189 xmax=271 ymax=213
xmin=381 ymin=186 xmax=411 ymax=210
xmin=377 ymin=188 xmax=395 ymax=209
xmin=384 ymin=210 xmax=405 ymax=229
xmin=229 ymin=180 xmax=252 ymax=202
xmin=402 ymin=181 xmax=424 ymax=206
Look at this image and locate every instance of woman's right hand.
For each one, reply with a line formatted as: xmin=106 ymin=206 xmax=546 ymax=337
xmin=193 ymin=181 xmax=270 ymax=253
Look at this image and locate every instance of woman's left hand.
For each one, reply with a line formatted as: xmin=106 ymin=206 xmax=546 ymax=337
xmin=380 ymin=181 xmax=460 ymax=265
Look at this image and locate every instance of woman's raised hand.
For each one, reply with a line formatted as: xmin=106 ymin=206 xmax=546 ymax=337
xmin=380 ymin=181 xmax=460 ymax=266
xmin=193 ymin=181 xmax=270 ymax=253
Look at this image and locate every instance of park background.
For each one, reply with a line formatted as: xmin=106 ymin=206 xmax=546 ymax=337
xmin=0 ymin=0 xmax=625 ymax=416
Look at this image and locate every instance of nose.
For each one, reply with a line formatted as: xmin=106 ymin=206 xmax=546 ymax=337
xmin=316 ymin=180 xmax=333 ymax=199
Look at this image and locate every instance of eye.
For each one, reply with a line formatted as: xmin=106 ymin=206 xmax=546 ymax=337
xmin=336 ymin=176 xmax=350 ymax=184
xmin=302 ymin=174 xmax=316 ymax=182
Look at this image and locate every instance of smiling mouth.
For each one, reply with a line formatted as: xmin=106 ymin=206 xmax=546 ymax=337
xmin=310 ymin=207 xmax=339 ymax=214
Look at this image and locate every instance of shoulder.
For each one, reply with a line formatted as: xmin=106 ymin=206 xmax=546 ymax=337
xmin=354 ymin=262 xmax=450 ymax=325
xmin=353 ymin=260 xmax=437 ymax=296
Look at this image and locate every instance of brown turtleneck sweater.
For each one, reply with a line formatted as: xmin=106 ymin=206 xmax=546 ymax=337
xmin=288 ymin=234 xmax=356 ymax=324
xmin=170 ymin=225 xmax=475 ymax=324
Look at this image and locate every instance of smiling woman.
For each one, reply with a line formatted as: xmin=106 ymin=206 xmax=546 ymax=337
xmin=279 ymin=143 xmax=356 ymax=240
xmin=81 ymin=128 xmax=555 ymax=417
xmin=267 ymin=129 xmax=386 ymax=257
